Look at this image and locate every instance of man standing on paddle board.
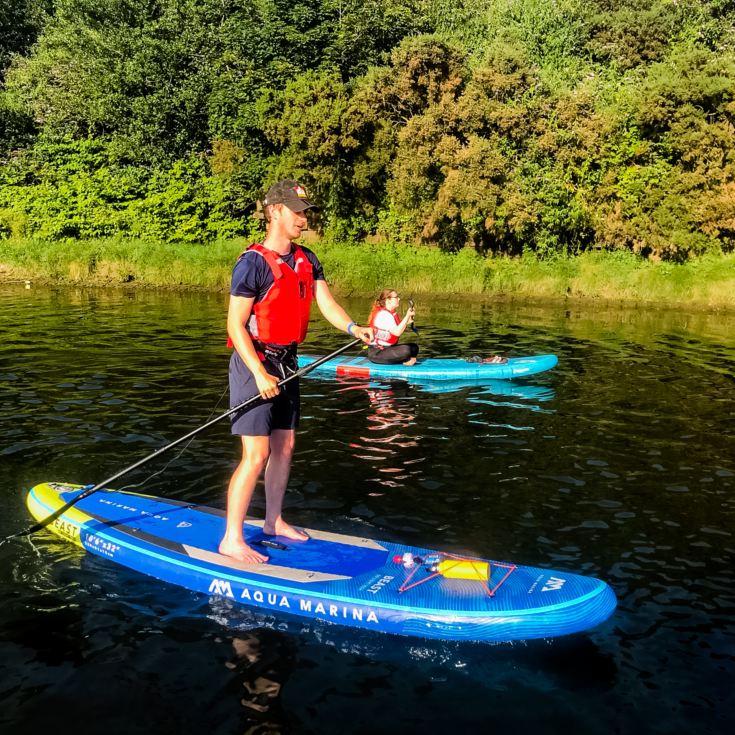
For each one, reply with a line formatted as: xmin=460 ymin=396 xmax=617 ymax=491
xmin=220 ymin=179 xmax=373 ymax=563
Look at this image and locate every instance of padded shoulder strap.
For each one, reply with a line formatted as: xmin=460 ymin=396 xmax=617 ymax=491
xmin=248 ymin=243 xmax=284 ymax=280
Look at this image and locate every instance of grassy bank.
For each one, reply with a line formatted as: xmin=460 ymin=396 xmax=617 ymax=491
xmin=1 ymin=237 xmax=734 ymax=310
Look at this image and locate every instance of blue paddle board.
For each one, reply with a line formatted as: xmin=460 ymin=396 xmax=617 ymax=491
xmin=297 ymin=354 xmax=558 ymax=381
xmin=27 ymin=482 xmax=615 ymax=642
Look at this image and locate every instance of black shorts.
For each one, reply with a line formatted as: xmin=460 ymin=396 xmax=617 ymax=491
xmin=229 ymin=352 xmax=300 ymax=436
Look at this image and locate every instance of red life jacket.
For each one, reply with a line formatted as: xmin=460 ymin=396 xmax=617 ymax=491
xmin=227 ymin=242 xmax=314 ymax=348
xmin=369 ymin=308 xmax=400 ymax=347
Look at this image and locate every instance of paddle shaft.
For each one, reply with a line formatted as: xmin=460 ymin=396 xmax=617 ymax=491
xmin=7 ymin=339 xmax=361 ymax=542
xmin=408 ymin=299 xmax=419 ymax=335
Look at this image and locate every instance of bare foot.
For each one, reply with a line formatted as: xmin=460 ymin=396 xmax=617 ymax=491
xmin=263 ymin=518 xmax=309 ymax=541
xmin=402 ymin=357 xmax=417 ymax=366
xmin=219 ymin=538 xmax=269 ymax=563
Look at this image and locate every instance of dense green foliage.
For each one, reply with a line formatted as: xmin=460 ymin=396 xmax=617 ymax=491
xmin=1 ymin=0 xmax=735 ymax=260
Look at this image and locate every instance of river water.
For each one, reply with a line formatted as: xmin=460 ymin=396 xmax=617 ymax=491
xmin=1 ymin=284 xmax=733 ymax=734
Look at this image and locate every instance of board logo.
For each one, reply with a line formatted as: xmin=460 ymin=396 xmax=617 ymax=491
xmin=208 ymin=578 xmax=234 ymax=598
xmin=177 ymin=521 xmax=192 ymax=528
xmin=52 ymin=517 xmax=80 ymax=542
xmin=542 ymin=576 xmax=566 ymax=592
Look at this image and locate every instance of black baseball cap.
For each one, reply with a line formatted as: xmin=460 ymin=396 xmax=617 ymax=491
xmin=263 ymin=179 xmax=316 ymax=212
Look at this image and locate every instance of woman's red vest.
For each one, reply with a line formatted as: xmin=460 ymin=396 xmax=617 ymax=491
xmin=228 ymin=243 xmax=314 ymax=347
xmin=369 ymin=308 xmax=400 ymax=347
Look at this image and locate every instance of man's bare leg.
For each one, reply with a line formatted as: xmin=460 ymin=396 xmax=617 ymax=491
xmin=219 ymin=435 xmax=270 ymax=563
xmin=263 ymin=429 xmax=308 ymax=540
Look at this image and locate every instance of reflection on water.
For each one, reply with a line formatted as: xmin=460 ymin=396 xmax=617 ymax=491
xmin=331 ymin=376 xmax=556 ymax=492
xmin=341 ymin=380 xmax=420 ymax=491
xmin=226 ymin=629 xmax=297 ymax=735
xmin=1 ymin=284 xmax=734 ymax=734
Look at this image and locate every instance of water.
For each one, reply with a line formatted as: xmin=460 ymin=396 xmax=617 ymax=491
xmin=1 ymin=284 xmax=733 ymax=734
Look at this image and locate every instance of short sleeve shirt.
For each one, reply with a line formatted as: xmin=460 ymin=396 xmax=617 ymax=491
xmin=372 ymin=310 xmax=398 ymax=333
xmin=230 ymin=243 xmax=325 ymax=300
xmin=371 ymin=309 xmax=399 ymax=346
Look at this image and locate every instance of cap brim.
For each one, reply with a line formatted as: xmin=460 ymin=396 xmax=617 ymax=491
xmin=287 ymin=200 xmax=316 ymax=212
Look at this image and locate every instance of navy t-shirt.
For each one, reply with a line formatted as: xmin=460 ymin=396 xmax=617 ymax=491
xmin=230 ymin=243 xmax=325 ymax=301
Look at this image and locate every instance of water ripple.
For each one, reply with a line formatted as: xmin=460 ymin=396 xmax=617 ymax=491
xmin=1 ymin=286 xmax=734 ymax=732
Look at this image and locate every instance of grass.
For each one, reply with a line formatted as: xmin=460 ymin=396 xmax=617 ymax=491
xmin=1 ymin=236 xmax=734 ymax=310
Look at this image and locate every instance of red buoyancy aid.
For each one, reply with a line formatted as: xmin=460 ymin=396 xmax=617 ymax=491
xmin=369 ymin=308 xmax=400 ymax=347
xmin=227 ymin=242 xmax=314 ymax=347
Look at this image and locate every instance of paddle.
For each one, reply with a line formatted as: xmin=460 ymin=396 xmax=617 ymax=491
xmin=408 ymin=299 xmax=419 ymax=335
xmin=2 ymin=339 xmax=361 ymax=544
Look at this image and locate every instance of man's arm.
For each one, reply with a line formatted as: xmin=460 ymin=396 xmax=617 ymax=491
xmin=314 ymin=280 xmax=373 ymax=343
xmin=227 ymin=295 xmax=280 ymax=398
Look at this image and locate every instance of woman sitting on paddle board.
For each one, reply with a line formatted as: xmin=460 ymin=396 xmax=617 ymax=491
xmin=367 ymin=289 xmax=419 ymax=366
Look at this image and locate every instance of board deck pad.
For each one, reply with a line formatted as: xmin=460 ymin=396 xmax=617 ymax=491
xmin=297 ymin=354 xmax=559 ymax=382
xmin=27 ymin=482 xmax=616 ymax=642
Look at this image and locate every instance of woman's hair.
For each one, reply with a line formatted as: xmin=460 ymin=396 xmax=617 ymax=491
xmin=368 ymin=288 xmax=396 ymax=323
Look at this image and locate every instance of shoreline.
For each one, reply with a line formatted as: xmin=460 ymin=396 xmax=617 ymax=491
xmin=2 ymin=238 xmax=734 ymax=313
xmin=5 ymin=275 xmax=734 ymax=315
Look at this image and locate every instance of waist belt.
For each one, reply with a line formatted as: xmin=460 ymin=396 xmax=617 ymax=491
xmin=253 ymin=340 xmax=298 ymax=380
